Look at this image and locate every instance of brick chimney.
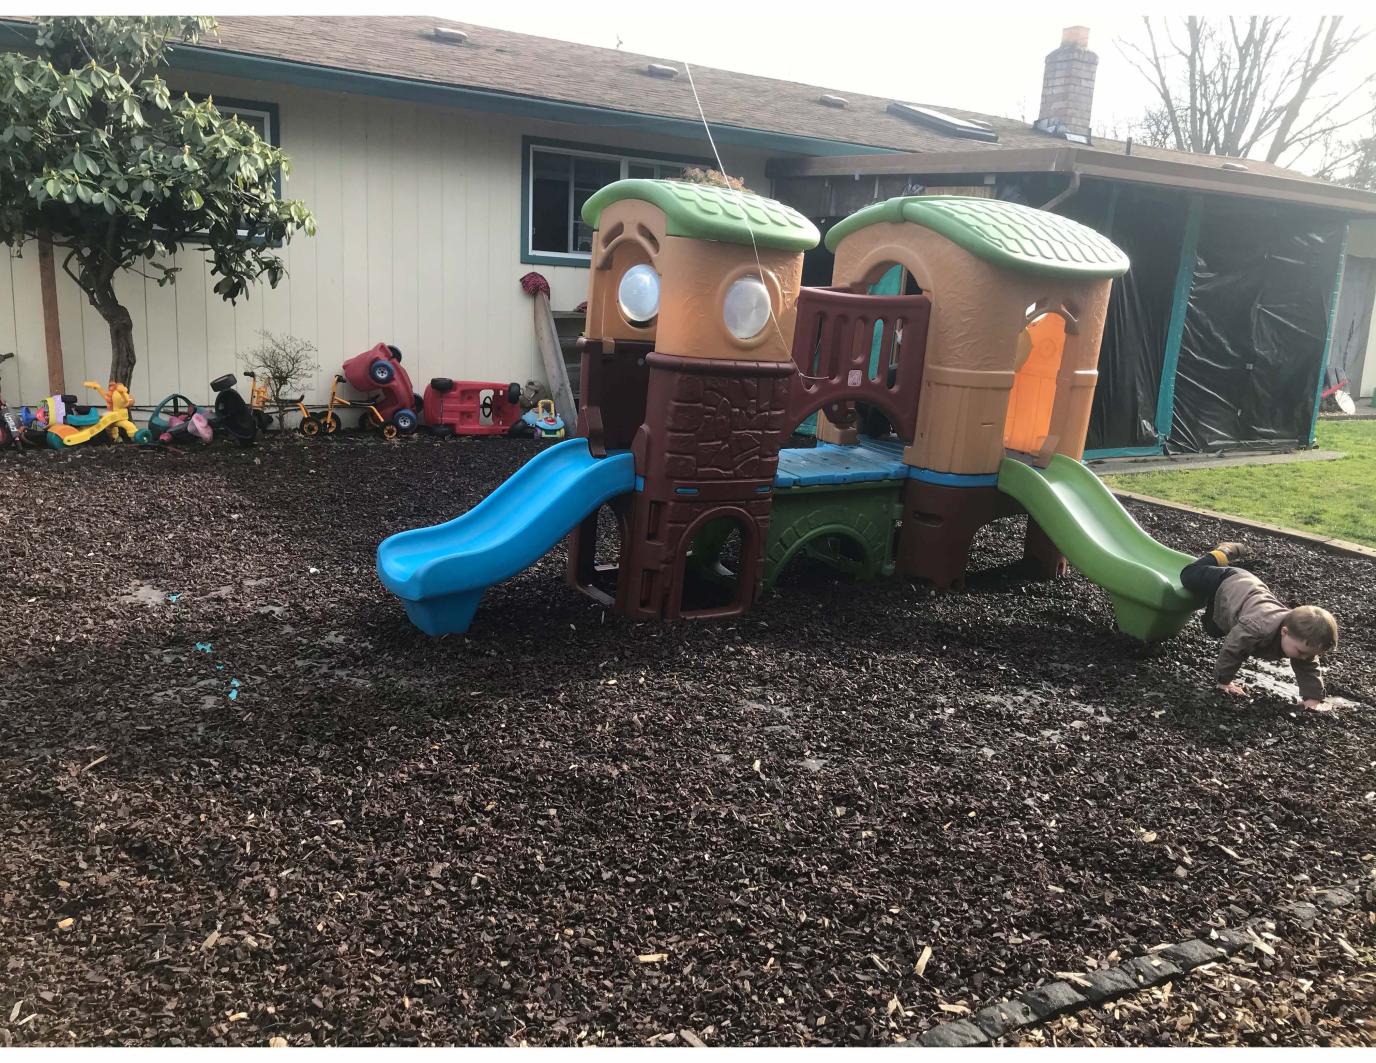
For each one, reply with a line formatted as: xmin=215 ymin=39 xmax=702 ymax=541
xmin=1035 ymin=26 xmax=1098 ymax=139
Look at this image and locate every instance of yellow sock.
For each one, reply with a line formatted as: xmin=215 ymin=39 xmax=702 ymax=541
xmin=1209 ymin=548 xmax=1230 ymax=566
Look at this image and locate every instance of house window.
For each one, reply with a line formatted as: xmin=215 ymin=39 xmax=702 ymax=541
xmin=523 ymin=139 xmax=710 ymax=266
xmin=216 ymin=98 xmax=281 ymax=198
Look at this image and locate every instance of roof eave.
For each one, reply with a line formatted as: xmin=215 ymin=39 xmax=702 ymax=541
xmin=167 ymin=39 xmax=898 ymax=160
xmin=767 ymin=145 xmax=1376 ymax=217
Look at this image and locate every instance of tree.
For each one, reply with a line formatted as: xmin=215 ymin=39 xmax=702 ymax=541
xmin=1119 ymin=17 xmax=1376 ymax=167
xmin=1313 ymin=101 xmax=1376 ymax=189
xmin=0 ymin=17 xmax=315 ymax=385
xmin=238 ymin=330 xmax=318 ymax=431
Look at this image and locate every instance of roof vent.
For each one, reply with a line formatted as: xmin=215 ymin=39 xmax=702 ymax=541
xmin=1222 ymin=161 xmax=1249 ymax=171
xmin=432 ymin=26 xmax=468 ymax=44
xmin=887 ymin=102 xmax=998 ymax=142
xmin=645 ymin=63 xmax=679 ymax=79
xmin=818 ymin=94 xmax=848 ymax=109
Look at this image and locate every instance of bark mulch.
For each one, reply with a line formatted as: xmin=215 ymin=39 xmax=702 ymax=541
xmin=1 ymin=435 xmax=1373 ymax=1046
xmin=1010 ymin=907 xmax=1376 ymax=1046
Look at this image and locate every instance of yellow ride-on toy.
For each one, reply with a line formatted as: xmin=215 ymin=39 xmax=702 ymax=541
xmin=299 ymin=374 xmax=398 ymax=440
xmin=242 ymin=371 xmax=279 ymax=434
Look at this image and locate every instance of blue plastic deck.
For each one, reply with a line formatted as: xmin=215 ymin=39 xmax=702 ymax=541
xmin=774 ymin=441 xmax=910 ymax=488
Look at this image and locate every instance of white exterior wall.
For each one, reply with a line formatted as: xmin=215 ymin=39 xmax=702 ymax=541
xmin=0 ymin=71 xmax=774 ymax=410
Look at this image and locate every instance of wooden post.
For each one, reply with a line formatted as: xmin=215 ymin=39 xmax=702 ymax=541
xmin=533 ymin=289 xmax=578 ymax=427
xmin=36 ymin=231 xmax=65 ymax=393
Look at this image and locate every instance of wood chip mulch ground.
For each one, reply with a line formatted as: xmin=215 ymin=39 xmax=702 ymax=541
xmin=1011 ymin=908 xmax=1376 ymax=1046
xmin=1 ymin=435 xmax=1373 ymax=1046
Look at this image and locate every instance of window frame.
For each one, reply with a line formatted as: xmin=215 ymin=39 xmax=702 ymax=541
xmin=213 ymin=96 xmax=283 ymax=200
xmin=520 ymin=136 xmax=713 ymax=268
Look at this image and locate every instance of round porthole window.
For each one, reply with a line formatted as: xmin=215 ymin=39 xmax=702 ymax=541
xmin=617 ymin=264 xmax=661 ymax=326
xmin=722 ymin=275 xmax=771 ymax=341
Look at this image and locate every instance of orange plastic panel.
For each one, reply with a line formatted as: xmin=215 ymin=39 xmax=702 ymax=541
xmin=1004 ymin=313 xmax=1066 ymax=455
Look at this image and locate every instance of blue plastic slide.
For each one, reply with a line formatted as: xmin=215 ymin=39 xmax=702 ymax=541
xmin=377 ymin=438 xmax=636 ymax=635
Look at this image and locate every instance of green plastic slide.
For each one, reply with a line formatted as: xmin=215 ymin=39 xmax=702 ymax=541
xmin=997 ymin=455 xmax=1203 ymax=642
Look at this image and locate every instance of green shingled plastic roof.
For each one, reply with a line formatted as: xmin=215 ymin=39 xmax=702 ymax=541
xmin=581 ymin=179 xmax=820 ymax=252
xmin=824 ymin=195 xmax=1130 ymax=279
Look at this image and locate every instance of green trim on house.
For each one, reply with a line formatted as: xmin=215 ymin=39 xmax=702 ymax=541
xmin=824 ymin=195 xmax=1130 ymax=278
xmin=161 ymin=38 xmax=899 ymax=159
xmin=581 ymin=179 xmax=820 ymax=251
xmin=520 ymin=137 xmax=713 ymax=269
xmin=1152 ymin=193 xmax=1203 ymax=445
xmin=1309 ymin=222 xmax=1350 ymax=445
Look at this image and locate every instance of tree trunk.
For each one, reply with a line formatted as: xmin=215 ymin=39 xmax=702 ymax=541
xmin=102 ymin=303 xmax=137 ymax=387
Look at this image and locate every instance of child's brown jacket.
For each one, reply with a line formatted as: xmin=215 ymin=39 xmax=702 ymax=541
xmin=1211 ymin=570 xmax=1324 ymax=701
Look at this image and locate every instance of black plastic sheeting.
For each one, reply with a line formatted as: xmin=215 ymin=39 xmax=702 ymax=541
xmin=1170 ymin=202 xmax=1344 ymax=453
xmin=1000 ymin=178 xmax=1185 ymax=452
xmin=1082 ymin=187 xmax=1187 ymax=452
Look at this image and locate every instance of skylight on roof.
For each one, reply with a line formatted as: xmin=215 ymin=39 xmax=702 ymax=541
xmin=887 ymin=102 xmax=998 ymax=142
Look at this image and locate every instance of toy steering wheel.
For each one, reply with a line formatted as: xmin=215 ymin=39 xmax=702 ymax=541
xmin=480 ymin=393 xmax=494 ymax=419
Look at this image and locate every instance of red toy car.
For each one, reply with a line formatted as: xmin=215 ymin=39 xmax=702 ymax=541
xmin=423 ymin=379 xmax=523 ymax=437
xmin=341 ymin=342 xmax=419 ymax=433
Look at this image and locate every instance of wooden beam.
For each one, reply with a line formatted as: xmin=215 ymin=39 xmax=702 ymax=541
xmin=766 ymin=147 xmax=1073 ymax=180
xmin=768 ymin=143 xmax=1376 ymax=217
xmin=36 ymin=231 xmax=65 ymax=393
xmin=532 ymin=290 xmax=578 ymax=427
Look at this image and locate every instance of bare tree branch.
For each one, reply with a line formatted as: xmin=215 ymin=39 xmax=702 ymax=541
xmin=1119 ymin=16 xmax=1376 ymax=177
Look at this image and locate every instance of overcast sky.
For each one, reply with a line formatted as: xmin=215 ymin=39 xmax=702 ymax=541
xmin=440 ymin=5 xmax=1376 ymax=172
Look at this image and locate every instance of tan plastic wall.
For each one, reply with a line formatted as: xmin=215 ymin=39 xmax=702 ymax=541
xmin=830 ymin=221 xmax=1112 ymax=474
xmin=585 ymin=199 xmax=804 ymax=362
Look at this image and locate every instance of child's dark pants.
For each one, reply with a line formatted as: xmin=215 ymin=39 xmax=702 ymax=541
xmin=1180 ymin=553 xmax=1240 ymax=637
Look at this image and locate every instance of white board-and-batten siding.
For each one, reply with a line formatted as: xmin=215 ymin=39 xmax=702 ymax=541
xmin=0 ymin=70 xmax=773 ymax=413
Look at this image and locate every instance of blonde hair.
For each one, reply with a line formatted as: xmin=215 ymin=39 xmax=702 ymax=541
xmin=1285 ymin=605 xmax=1338 ymax=652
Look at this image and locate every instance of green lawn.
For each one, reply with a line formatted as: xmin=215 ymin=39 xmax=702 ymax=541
xmin=1101 ymin=420 xmax=1376 ymax=548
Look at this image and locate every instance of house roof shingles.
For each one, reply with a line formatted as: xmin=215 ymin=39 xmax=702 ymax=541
xmin=197 ymin=15 xmax=1324 ymax=186
xmin=2 ymin=15 xmax=1356 ymax=197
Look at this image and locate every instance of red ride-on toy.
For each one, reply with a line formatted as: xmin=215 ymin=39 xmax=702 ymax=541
xmin=341 ymin=342 xmax=419 ymax=434
xmin=422 ymin=379 xmax=523 ymax=437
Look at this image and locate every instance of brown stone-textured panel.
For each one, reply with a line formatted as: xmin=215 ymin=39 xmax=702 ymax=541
xmin=615 ymin=353 xmax=793 ymax=621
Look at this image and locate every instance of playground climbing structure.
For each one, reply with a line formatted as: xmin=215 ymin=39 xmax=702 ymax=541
xmin=378 ymin=180 xmax=1203 ymax=642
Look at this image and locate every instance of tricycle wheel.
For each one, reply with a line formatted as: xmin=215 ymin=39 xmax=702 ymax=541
xmin=320 ymin=412 xmax=341 ymax=434
xmin=382 ymin=423 xmax=399 ymax=442
xmin=300 ymin=415 xmax=320 ymax=437
xmin=254 ymin=409 xmax=274 ymax=433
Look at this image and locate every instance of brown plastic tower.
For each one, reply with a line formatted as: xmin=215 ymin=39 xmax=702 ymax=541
xmin=568 ymin=180 xmax=819 ymax=619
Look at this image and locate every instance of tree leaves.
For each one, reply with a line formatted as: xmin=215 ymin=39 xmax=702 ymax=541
xmin=0 ymin=16 xmax=316 ymax=384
